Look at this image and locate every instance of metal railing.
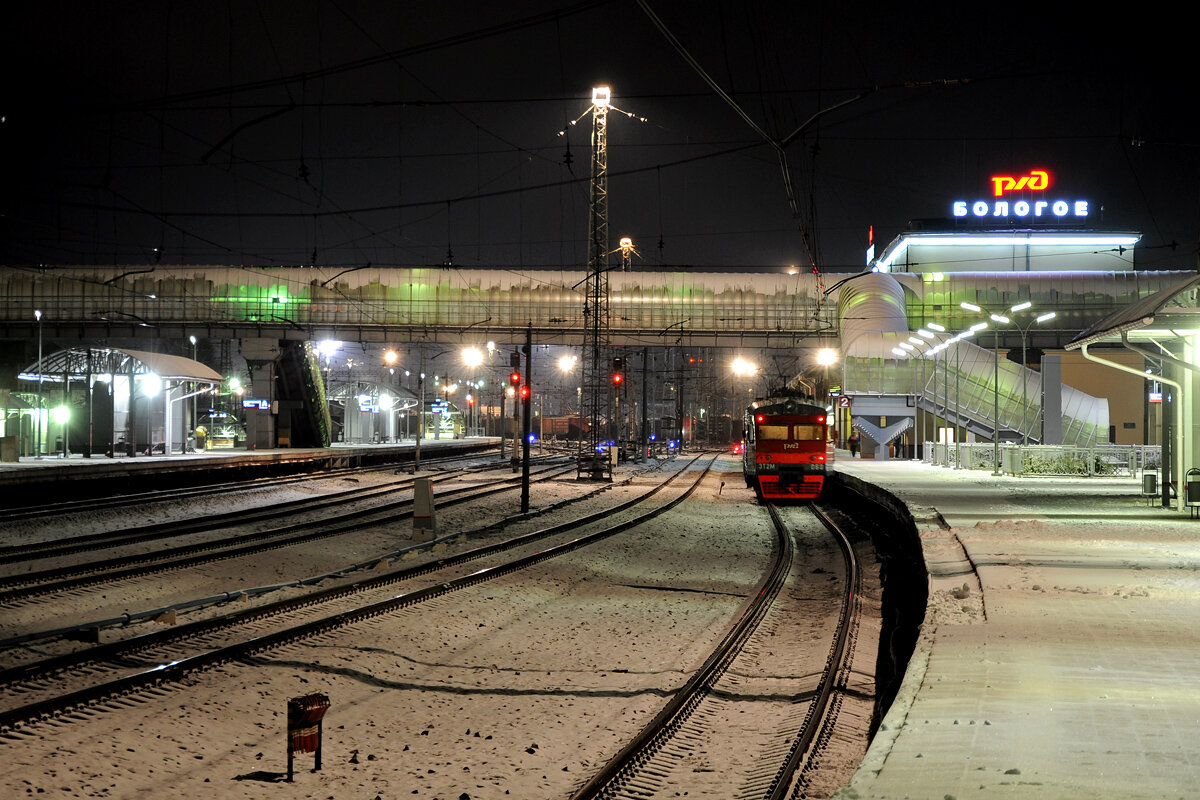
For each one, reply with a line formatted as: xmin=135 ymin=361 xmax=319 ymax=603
xmin=846 ymin=340 xmax=1108 ymax=448
xmin=924 ymin=441 xmax=1161 ymax=477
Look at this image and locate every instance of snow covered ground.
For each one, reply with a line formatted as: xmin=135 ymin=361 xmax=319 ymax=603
xmin=836 ymin=459 xmax=1200 ymax=800
xmin=2 ymin=453 xmax=877 ymax=799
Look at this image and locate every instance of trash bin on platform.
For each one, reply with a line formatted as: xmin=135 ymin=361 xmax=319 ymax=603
xmin=1186 ymin=468 xmax=1200 ymax=517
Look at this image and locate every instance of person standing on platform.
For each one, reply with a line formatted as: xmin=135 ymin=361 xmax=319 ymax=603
xmin=849 ymin=432 xmax=860 ymax=457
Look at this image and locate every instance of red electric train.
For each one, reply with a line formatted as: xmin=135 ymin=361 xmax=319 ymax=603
xmin=742 ymin=397 xmax=834 ymax=501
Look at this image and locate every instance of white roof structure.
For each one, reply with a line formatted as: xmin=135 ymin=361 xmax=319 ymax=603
xmin=873 ymin=229 xmax=1141 ymax=274
xmin=19 ymin=347 xmax=223 ymax=385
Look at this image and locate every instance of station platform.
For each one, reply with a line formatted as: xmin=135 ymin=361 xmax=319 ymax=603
xmin=0 ymin=438 xmax=501 ymax=508
xmin=834 ymin=458 xmax=1200 ymax=799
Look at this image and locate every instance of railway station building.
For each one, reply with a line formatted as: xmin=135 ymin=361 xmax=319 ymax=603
xmin=833 ymin=168 xmax=1184 ymax=484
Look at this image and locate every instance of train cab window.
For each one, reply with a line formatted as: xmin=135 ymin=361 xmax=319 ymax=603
xmin=793 ymin=424 xmax=824 ymax=441
xmin=756 ymin=424 xmax=791 ymax=440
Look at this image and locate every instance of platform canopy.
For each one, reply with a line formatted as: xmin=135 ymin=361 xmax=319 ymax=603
xmin=17 ymin=347 xmax=223 ymax=385
xmin=327 ymin=380 xmax=418 ymax=408
xmin=1068 ymin=273 xmax=1200 ymax=350
xmin=1066 ymin=273 xmax=1200 ymax=513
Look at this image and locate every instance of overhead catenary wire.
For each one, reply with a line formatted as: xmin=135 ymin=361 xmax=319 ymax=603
xmin=636 ymin=0 xmax=874 ymax=269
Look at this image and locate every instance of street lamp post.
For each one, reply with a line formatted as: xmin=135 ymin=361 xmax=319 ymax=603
xmin=993 ymin=325 xmax=1002 ymax=474
xmin=558 ymin=353 xmax=577 ymax=446
xmin=415 ymin=372 xmax=424 ymax=470
xmin=382 ymin=350 xmax=399 ymax=442
xmin=960 ymin=298 xmax=1056 ymax=465
xmin=942 ymin=347 xmax=950 ymax=456
xmin=35 ymin=309 xmax=43 ymax=459
xmin=189 ymin=336 xmax=198 ymax=447
xmin=816 ymin=347 xmax=837 ymax=419
xmin=462 ymin=346 xmax=483 ymax=437
xmin=961 ymin=300 xmax=1057 ymax=472
xmin=950 ymin=328 xmax=978 ymax=468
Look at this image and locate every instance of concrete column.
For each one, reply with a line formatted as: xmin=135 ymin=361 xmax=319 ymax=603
xmin=1042 ymin=354 xmax=1063 ymax=445
xmin=242 ymin=339 xmax=280 ymax=450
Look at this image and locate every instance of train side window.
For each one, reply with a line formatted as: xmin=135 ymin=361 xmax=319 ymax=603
xmin=793 ymin=424 xmax=824 ymax=441
xmin=757 ymin=424 xmax=790 ymax=440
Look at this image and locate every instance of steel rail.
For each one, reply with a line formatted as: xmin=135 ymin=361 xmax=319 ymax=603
xmin=0 ymin=462 xmax=575 ymax=604
xmin=568 ymin=501 xmax=861 ymax=800
xmin=0 ymin=447 xmax=500 ymax=518
xmin=0 ymin=456 xmax=522 ymax=564
xmin=0 ymin=455 xmax=692 ymax=653
xmin=0 ymin=457 xmax=714 ymax=734
xmin=762 ymin=501 xmax=860 ymax=799
xmin=0 ymin=452 xmax=543 ymax=562
xmin=568 ymin=492 xmax=795 ymax=800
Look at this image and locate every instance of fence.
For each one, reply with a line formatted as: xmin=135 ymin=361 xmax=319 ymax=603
xmin=924 ymin=441 xmax=1161 ymax=478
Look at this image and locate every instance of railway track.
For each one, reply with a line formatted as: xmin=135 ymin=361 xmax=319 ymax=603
xmin=570 ymin=500 xmax=863 ymax=800
xmin=0 ymin=455 xmax=713 ymax=735
xmin=0 ymin=451 xmax=536 ymax=565
xmin=0 ymin=450 xmax=500 ymax=523
xmin=0 ymin=459 xmax=575 ymax=606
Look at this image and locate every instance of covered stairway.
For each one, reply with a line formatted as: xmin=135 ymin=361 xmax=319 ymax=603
xmin=838 ymin=272 xmax=1109 ymax=449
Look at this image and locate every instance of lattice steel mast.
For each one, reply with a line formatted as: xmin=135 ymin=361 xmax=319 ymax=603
xmin=580 ymin=86 xmax=612 ymax=477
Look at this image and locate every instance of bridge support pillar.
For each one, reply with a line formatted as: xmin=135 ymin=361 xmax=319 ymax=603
xmin=1042 ymin=354 xmax=1063 ymax=445
xmin=242 ymin=339 xmax=280 ymax=450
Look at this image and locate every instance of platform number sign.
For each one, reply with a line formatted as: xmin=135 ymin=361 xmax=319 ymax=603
xmin=837 ymin=396 xmax=851 ymax=409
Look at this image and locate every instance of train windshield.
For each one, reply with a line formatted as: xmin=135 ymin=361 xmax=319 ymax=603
xmin=756 ymin=422 xmax=825 ymax=441
xmin=793 ymin=424 xmax=824 ymax=441
xmin=757 ymin=424 xmax=791 ymax=440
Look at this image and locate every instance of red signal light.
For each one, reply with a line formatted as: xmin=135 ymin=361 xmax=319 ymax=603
xmin=519 ymin=385 xmax=531 ymax=399
xmin=509 ymin=371 xmax=521 ymax=385
xmin=612 ymin=372 xmax=623 ymax=385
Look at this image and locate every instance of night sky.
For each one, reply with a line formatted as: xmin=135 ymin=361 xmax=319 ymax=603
xmin=3 ymin=2 xmax=1196 ymax=273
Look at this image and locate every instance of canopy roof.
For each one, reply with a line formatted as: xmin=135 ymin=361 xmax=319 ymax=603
xmin=18 ymin=347 xmax=223 ymax=384
xmin=1067 ymin=274 xmax=1200 ymax=350
xmin=327 ymin=380 xmax=418 ymax=406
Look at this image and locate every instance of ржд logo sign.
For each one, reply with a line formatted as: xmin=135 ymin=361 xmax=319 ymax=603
xmin=991 ymin=169 xmax=1050 ymax=197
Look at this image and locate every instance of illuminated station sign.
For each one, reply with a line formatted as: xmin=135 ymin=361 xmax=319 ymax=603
xmin=869 ymin=168 xmax=1138 ymax=273
xmin=952 ymin=169 xmax=1089 ymax=220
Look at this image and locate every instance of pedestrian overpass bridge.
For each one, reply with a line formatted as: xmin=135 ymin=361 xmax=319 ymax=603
xmin=0 ymin=263 xmax=1181 ymax=347
xmin=1 ymin=263 xmax=1190 ymax=450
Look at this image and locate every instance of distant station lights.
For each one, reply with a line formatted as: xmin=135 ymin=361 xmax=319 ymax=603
xmin=731 ymin=357 xmax=757 ymax=377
